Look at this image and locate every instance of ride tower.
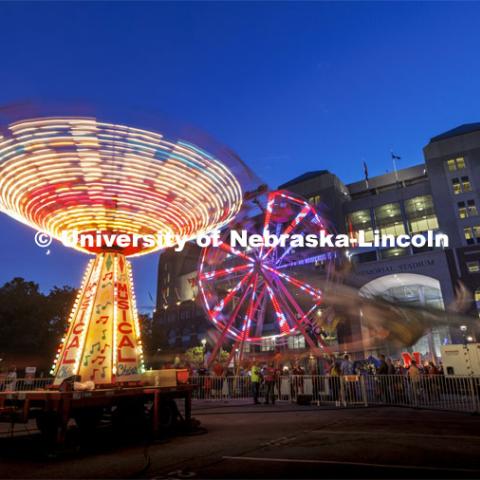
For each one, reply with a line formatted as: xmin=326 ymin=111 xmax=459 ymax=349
xmin=0 ymin=115 xmax=244 ymax=385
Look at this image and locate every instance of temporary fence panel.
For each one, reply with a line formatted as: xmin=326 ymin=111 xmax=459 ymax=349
xmin=189 ymin=374 xmax=480 ymax=413
xmin=3 ymin=375 xmax=479 ymax=414
xmin=0 ymin=378 xmax=53 ymax=392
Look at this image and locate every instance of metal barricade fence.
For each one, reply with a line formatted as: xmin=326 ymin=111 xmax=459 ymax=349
xmin=0 ymin=377 xmax=53 ymax=392
xmin=2 ymin=375 xmax=479 ymax=413
xmin=363 ymin=374 xmax=480 ymax=413
xmin=189 ymin=375 xmax=368 ymax=404
xmin=189 ymin=374 xmax=480 ymax=413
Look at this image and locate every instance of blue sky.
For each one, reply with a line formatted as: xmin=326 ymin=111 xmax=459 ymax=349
xmin=1 ymin=1 xmax=480 ymax=310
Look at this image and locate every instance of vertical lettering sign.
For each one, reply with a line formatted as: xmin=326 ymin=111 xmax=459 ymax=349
xmin=115 ymin=255 xmax=142 ymax=380
xmin=78 ymin=253 xmax=115 ymax=383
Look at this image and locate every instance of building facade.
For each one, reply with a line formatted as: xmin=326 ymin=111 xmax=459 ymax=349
xmin=154 ymin=124 xmax=480 ymax=360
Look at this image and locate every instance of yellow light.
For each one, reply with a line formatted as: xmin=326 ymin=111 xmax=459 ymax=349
xmin=0 ymin=117 xmax=243 ymax=257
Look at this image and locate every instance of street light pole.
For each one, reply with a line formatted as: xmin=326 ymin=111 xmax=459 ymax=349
xmin=201 ymin=338 xmax=207 ymax=367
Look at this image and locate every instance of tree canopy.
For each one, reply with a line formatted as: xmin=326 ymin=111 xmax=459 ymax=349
xmin=0 ymin=278 xmax=77 ymax=365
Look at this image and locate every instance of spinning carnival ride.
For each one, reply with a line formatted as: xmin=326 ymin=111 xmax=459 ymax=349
xmin=0 ymin=115 xmax=245 ymax=385
xmin=198 ymin=190 xmax=337 ymax=366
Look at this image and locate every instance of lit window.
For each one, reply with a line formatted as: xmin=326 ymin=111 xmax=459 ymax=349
xmin=452 ymin=178 xmax=462 ymax=195
xmin=462 ymin=176 xmax=472 ymax=192
xmin=380 ymin=247 xmax=408 ymax=259
xmin=309 ymin=195 xmax=320 ymax=205
xmin=475 ymin=290 xmax=480 ymax=318
xmin=374 ymin=203 xmax=405 ymax=236
xmin=464 ymin=227 xmax=474 ymax=244
xmin=457 ymin=157 xmax=466 ymax=169
xmin=261 ymin=337 xmax=276 ymax=351
xmin=458 ymin=202 xmax=468 ymax=219
xmin=288 ymin=335 xmax=306 ymax=349
xmin=474 ymin=226 xmax=480 ymax=239
xmin=405 ymin=196 xmax=438 ymax=233
xmin=467 ymin=261 xmax=480 ymax=273
xmin=452 ymin=176 xmax=473 ymax=194
xmin=346 ymin=209 xmax=374 ymax=242
xmin=446 ymin=157 xmax=466 ymax=171
xmin=468 ymin=200 xmax=478 ymax=216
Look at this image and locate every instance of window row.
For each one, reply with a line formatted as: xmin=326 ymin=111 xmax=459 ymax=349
xmin=458 ymin=199 xmax=478 ymax=219
xmin=446 ymin=156 xmax=466 ymax=172
xmin=452 ymin=176 xmax=472 ymax=194
xmin=464 ymin=226 xmax=480 ymax=244
xmin=260 ymin=335 xmax=306 ymax=351
xmin=346 ymin=195 xmax=439 ymax=238
xmin=467 ymin=261 xmax=480 ymax=273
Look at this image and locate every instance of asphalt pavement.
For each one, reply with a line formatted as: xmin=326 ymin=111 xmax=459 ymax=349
xmin=1 ymin=401 xmax=479 ymax=479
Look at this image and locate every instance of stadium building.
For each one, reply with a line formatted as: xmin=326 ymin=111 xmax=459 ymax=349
xmin=154 ymin=124 xmax=480 ymax=360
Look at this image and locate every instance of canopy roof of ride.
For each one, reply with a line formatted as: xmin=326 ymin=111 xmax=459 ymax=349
xmin=0 ymin=117 xmax=243 ymax=256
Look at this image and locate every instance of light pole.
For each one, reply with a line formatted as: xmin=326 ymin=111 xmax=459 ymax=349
xmin=201 ymin=338 xmax=207 ymax=367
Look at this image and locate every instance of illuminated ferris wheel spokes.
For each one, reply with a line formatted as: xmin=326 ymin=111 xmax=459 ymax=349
xmin=199 ymin=190 xmax=336 ymax=363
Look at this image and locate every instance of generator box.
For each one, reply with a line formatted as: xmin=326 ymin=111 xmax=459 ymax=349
xmin=142 ymin=369 xmax=189 ymax=387
xmin=440 ymin=343 xmax=480 ymax=376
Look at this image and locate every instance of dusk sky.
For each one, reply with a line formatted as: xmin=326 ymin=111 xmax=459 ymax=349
xmin=1 ymin=1 xmax=480 ymax=310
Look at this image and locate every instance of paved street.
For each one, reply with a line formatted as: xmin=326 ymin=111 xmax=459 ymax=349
xmin=1 ymin=402 xmax=480 ymax=479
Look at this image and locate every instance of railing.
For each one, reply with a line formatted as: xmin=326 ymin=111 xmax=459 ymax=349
xmin=2 ymin=375 xmax=479 ymax=414
xmin=0 ymin=378 xmax=53 ymax=392
xmin=190 ymin=374 xmax=480 ymax=413
xmin=363 ymin=374 xmax=480 ymax=413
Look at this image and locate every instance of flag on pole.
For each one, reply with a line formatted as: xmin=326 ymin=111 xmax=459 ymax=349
xmin=391 ymin=151 xmax=401 ymax=181
xmin=363 ymin=161 xmax=369 ymax=189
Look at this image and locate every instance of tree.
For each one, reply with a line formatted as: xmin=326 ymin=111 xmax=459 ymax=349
xmin=0 ymin=278 xmax=48 ymax=354
xmin=44 ymin=285 xmax=77 ymax=351
xmin=185 ymin=345 xmax=229 ymax=368
xmin=0 ymin=278 xmax=77 ymax=366
xmin=184 ymin=346 xmax=205 ymax=367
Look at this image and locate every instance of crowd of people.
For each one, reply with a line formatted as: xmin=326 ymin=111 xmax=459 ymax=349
xmin=187 ymin=353 xmax=447 ymax=405
xmin=327 ymin=353 xmax=444 ymax=378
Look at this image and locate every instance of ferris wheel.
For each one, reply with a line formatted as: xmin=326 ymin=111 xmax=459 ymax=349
xmin=198 ymin=190 xmax=337 ymax=365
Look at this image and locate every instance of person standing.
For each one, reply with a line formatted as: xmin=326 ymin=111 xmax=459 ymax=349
xmin=340 ymin=354 xmax=353 ymax=375
xmin=377 ymin=354 xmax=390 ymax=403
xmin=329 ymin=360 xmax=342 ymax=406
xmin=408 ymin=360 xmax=421 ymax=405
xmin=264 ymin=362 xmax=279 ymax=405
xmin=340 ymin=354 xmax=354 ymax=404
xmin=6 ymin=366 xmax=17 ymax=391
xmin=377 ymin=355 xmax=388 ymax=375
xmin=386 ymin=358 xmax=396 ymax=375
xmin=250 ymin=362 xmax=262 ymax=404
xmin=292 ymin=362 xmax=305 ymax=398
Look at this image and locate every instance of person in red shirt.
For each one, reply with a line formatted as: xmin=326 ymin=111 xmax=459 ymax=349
xmin=264 ymin=362 xmax=279 ymax=405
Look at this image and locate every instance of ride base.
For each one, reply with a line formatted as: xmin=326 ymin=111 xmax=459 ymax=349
xmin=0 ymin=383 xmax=195 ymax=447
xmin=52 ymin=252 xmax=145 ymax=386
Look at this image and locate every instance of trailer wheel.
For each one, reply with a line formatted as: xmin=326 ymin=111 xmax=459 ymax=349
xmin=73 ymin=407 xmax=104 ymax=432
xmin=158 ymin=399 xmax=178 ymax=429
xmin=35 ymin=411 xmax=60 ymax=442
xmin=111 ymin=398 xmax=147 ymax=433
